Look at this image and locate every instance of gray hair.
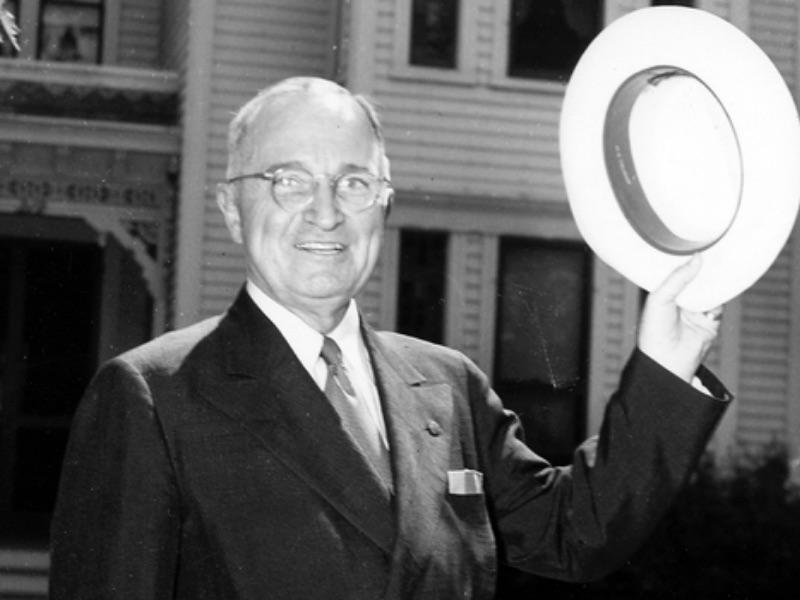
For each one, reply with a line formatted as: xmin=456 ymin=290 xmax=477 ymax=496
xmin=225 ymin=77 xmax=388 ymax=180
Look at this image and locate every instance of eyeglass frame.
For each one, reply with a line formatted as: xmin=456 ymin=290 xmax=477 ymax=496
xmin=225 ymin=166 xmax=393 ymax=214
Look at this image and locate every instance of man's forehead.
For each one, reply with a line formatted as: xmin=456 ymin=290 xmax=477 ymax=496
xmin=238 ymin=90 xmax=380 ymax=168
xmin=255 ymin=88 xmax=365 ymax=132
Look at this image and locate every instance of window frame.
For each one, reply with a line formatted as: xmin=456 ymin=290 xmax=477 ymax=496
xmin=391 ymin=0 xmax=478 ymax=86
xmin=37 ymin=0 xmax=105 ymax=64
xmin=3 ymin=0 xmax=117 ymax=64
xmin=490 ymin=0 xmax=606 ymax=93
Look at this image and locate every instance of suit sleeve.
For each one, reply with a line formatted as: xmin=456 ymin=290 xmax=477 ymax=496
xmin=49 ymin=358 xmax=181 ymax=599
xmin=473 ymin=348 xmax=730 ymax=582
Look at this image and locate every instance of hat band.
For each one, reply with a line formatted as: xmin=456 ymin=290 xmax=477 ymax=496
xmin=603 ymin=66 xmax=743 ymax=255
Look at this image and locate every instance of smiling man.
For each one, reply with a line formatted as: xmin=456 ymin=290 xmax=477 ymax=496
xmin=217 ymin=80 xmax=389 ymax=333
xmin=50 ymin=77 xmax=730 ymax=600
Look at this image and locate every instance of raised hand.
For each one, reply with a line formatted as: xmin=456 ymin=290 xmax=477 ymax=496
xmin=637 ymin=255 xmax=722 ymax=383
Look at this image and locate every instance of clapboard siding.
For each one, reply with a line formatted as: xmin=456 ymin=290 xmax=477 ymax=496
xmin=162 ymin=0 xmax=189 ymax=72
xmin=371 ymin=0 xmax=565 ymax=203
xmin=198 ymin=0 xmax=335 ymax=318
xmin=587 ymin=262 xmax=634 ymax=435
xmin=358 ymin=227 xmax=400 ymax=330
xmin=116 ymin=0 xmax=164 ymax=67
xmin=749 ymin=0 xmax=797 ymax=88
xmin=445 ymin=232 xmax=497 ymax=373
xmin=737 ymin=243 xmax=793 ymax=449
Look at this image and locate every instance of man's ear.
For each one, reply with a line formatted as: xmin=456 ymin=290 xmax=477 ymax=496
xmin=381 ymin=154 xmax=393 ymax=220
xmin=383 ymin=188 xmax=394 ymax=221
xmin=217 ymin=182 xmax=243 ymax=244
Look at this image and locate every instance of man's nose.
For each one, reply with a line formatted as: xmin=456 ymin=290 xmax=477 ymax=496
xmin=303 ymin=178 xmax=344 ymax=228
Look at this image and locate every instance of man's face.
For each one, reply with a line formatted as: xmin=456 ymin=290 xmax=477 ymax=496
xmin=218 ymin=92 xmax=387 ymax=326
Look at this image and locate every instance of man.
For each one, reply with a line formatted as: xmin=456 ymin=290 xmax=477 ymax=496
xmin=50 ymin=77 xmax=729 ymax=599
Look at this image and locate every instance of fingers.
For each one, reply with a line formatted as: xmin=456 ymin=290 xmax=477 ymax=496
xmin=682 ymin=307 xmax=723 ymax=335
xmin=702 ymin=306 xmax=723 ymax=322
xmin=650 ymin=254 xmax=702 ymax=304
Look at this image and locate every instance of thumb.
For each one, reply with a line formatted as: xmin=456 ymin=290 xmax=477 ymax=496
xmin=650 ymin=254 xmax=702 ymax=304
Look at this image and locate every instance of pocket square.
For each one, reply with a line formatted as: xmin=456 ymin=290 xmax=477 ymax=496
xmin=447 ymin=469 xmax=484 ymax=495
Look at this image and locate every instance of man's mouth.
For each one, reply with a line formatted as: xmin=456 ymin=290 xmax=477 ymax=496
xmin=295 ymin=242 xmax=345 ymax=255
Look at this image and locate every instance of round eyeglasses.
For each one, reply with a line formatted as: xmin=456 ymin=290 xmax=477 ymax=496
xmin=226 ymin=167 xmax=391 ymax=214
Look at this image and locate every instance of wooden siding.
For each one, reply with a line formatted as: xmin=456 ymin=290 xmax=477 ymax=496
xmin=735 ymin=0 xmax=799 ymax=455
xmin=162 ymin=0 xmax=190 ymax=73
xmin=737 ymin=243 xmax=794 ymax=450
xmin=116 ymin=0 xmax=164 ymax=68
xmin=372 ymin=0 xmax=566 ymax=203
xmin=358 ymin=227 xmax=400 ymax=331
xmin=605 ymin=0 xmax=648 ymax=24
xmin=445 ymin=231 xmax=498 ymax=375
xmin=587 ymin=262 xmax=638 ymax=435
xmin=749 ymin=0 xmax=798 ymax=89
xmin=198 ymin=0 xmax=337 ymax=318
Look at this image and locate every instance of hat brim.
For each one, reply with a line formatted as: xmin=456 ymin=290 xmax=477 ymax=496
xmin=560 ymin=7 xmax=800 ymax=311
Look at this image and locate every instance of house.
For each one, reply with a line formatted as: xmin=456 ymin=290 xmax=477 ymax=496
xmin=1 ymin=0 xmax=798 ymax=595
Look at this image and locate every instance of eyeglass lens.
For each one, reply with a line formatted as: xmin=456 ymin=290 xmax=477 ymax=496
xmin=272 ymin=169 xmax=382 ymax=212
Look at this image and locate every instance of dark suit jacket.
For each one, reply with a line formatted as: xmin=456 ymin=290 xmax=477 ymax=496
xmin=50 ymin=289 xmax=728 ymax=599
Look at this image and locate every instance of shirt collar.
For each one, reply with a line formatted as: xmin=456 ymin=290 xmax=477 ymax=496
xmin=327 ymin=298 xmax=363 ymax=364
xmin=245 ymin=280 xmax=361 ymax=372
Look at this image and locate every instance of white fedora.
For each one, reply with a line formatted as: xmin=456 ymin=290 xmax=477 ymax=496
xmin=560 ymin=6 xmax=800 ymax=310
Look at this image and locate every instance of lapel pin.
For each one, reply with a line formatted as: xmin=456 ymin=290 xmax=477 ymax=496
xmin=425 ymin=420 xmax=442 ymax=436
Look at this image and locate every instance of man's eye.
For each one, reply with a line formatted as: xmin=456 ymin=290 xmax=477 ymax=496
xmin=340 ymin=175 xmax=371 ymax=192
xmin=275 ymin=173 xmax=308 ymax=189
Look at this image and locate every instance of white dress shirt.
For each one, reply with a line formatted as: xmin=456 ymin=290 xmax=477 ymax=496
xmin=245 ymin=281 xmax=389 ymax=450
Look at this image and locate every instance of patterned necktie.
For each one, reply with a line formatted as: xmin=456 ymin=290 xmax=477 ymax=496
xmin=320 ymin=337 xmax=392 ymax=491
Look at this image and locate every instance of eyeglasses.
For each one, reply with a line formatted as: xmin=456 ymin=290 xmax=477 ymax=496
xmin=226 ymin=167 xmax=391 ymax=214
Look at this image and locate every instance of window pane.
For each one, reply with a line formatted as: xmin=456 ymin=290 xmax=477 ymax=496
xmin=39 ymin=1 xmax=103 ymax=64
xmin=396 ymin=229 xmax=448 ymax=343
xmin=494 ymin=239 xmax=590 ymax=465
xmin=409 ymin=0 xmax=459 ymax=69
xmin=507 ymin=0 xmax=602 ymax=81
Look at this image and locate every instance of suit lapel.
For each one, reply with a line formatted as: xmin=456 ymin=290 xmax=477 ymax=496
xmin=363 ymin=327 xmax=456 ymax=580
xmin=196 ymin=290 xmax=395 ymax=554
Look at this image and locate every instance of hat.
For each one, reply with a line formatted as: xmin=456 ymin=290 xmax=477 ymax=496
xmin=560 ymin=6 xmax=800 ymax=310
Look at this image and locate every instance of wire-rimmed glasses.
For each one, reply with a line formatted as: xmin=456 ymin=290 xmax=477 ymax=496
xmin=226 ymin=167 xmax=391 ymax=214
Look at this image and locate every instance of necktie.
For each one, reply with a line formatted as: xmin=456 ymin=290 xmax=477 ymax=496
xmin=320 ymin=337 xmax=392 ymax=491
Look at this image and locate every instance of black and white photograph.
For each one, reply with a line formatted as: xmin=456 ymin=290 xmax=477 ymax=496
xmin=0 ymin=1 xmax=798 ymax=598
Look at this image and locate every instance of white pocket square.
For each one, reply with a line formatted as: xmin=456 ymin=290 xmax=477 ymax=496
xmin=447 ymin=469 xmax=484 ymax=495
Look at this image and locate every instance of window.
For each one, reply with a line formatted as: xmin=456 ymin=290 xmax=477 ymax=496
xmin=393 ymin=0 xmax=475 ymax=83
xmin=409 ymin=0 xmax=459 ymax=69
xmin=651 ymin=0 xmax=694 ymax=5
xmin=396 ymin=229 xmax=448 ymax=344
xmin=493 ymin=239 xmax=590 ymax=465
xmin=506 ymin=0 xmax=602 ymax=81
xmin=1 ymin=0 xmax=103 ymax=63
xmin=38 ymin=0 xmax=103 ymax=63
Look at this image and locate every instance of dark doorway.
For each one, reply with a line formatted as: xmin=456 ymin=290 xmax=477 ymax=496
xmin=0 ymin=220 xmax=102 ymax=544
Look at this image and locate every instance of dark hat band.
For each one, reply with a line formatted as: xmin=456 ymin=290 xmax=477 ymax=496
xmin=603 ymin=66 xmax=743 ymax=255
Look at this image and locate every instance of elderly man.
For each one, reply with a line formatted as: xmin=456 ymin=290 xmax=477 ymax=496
xmin=50 ymin=77 xmax=729 ymax=599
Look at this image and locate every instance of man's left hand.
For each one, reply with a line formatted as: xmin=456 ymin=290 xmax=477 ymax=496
xmin=637 ymin=255 xmax=722 ymax=383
